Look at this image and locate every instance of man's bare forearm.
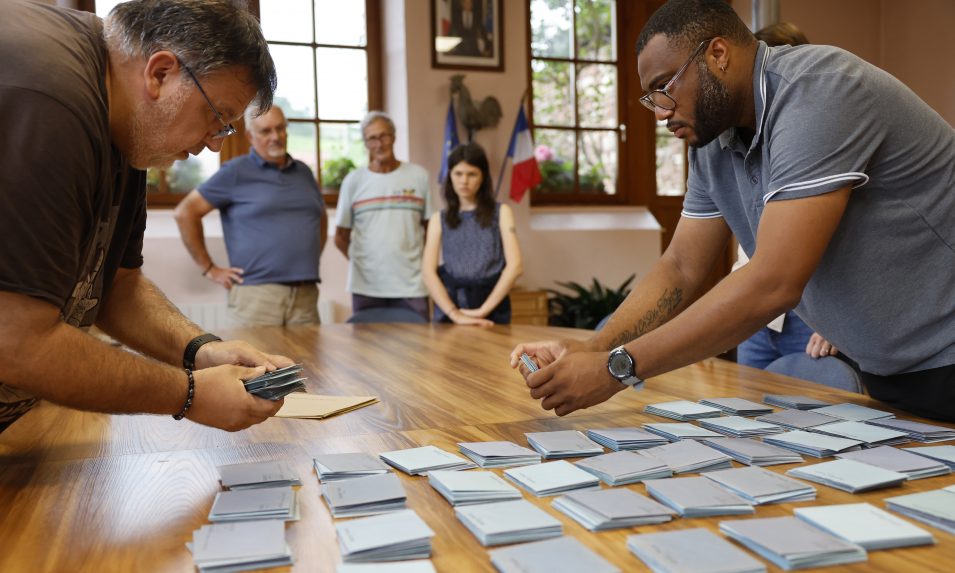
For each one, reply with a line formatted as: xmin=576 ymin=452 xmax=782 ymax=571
xmin=605 ymin=287 xmax=685 ymax=349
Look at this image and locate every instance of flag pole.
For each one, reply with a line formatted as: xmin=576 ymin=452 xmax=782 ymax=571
xmin=495 ymin=90 xmax=530 ymax=200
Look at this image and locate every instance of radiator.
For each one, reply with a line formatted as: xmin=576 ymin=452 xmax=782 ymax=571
xmin=177 ymin=302 xmax=236 ymax=331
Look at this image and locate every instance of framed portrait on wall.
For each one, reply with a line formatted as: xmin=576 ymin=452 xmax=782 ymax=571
xmin=431 ymin=0 xmax=504 ymax=71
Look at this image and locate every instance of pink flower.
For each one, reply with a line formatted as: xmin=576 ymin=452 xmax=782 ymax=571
xmin=534 ymin=144 xmax=554 ymax=162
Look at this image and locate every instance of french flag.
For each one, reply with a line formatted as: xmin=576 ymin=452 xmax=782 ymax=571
xmin=505 ymin=106 xmax=542 ymax=203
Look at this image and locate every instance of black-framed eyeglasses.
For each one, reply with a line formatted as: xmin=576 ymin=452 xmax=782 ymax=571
xmin=639 ymin=38 xmax=714 ymax=112
xmin=179 ymin=60 xmax=237 ymax=139
xmin=364 ymin=132 xmax=395 ymax=145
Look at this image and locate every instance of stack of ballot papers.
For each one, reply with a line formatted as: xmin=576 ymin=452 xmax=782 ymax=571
xmin=551 ymin=488 xmax=676 ymax=530
xmin=702 ymin=437 xmax=804 ymax=466
xmin=489 ymin=536 xmax=620 ymax=573
xmin=644 ymin=400 xmax=723 ymax=421
xmin=719 ymin=516 xmax=866 ymax=569
xmin=884 ymin=488 xmax=955 ymax=535
xmin=586 ymin=427 xmax=668 ymax=450
xmin=274 ymin=393 xmax=378 ymax=419
xmin=243 ymin=363 xmax=306 ymax=400
xmin=217 ymin=460 xmax=302 ymax=490
xmin=454 ymin=499 xmax=563 ymax=546
xmin=427 ymin=470 xmax=521 ymax=506
xmin=208 ymin=486 xmax=300 ymax=522
xmin=643 ymin=422 xmax=725 ymax=441
xmin=644 ymin=476 xmax=754 ymax=517
xmin=904 ymin=445 xmax=955 ymax=469
xmin=188 ymin=520 xmax=293 ymax=572
xmin=836 ymin=446 xmax=951 ymax=479
xmin=762 ymin=394 xmax=830 ymax=410
xmin=457 ymin=441 xmax=541 ymax=468
xmin=866 ymin=418 xmax=955 ymax=443
xmin=794 ymin=503 xmax=935 ymax=550
xmin=574 ymin=451 xmax=672 ymax=485
xmin=699 ymin=398 xmax=773 ymax=417
xmin=336 ymin=509 xmax=435 ymax=562
xmin=321 ymin=473 xmax=406 ymax=517
xmin=809 ymin=420 xmax=910 ymax=447
xmin=813 ymin=403 xmax=894 ymax=422
xmin=763 ymin=430 xmax=863 ymax=457
xmin=338 ymin=562 xmax=436 ymax=573
xmin=627 ymin=528 xmax=766 ymax=573
xmin=756 ymin=409 xmax=841 ymax=430
xmin=639 ymin=439 xmax=734 ymax=473
xmin=504 ymin=460 xmax=600 ymax=497
xmin=524 ymin=430 xmax=603 ymax=459
xmin=314 ymin=453 xmax=392 ymax=483
xmin=703 ymin=466 xmax=815 ymax=505
xmin=786 ymin=459 xmax=907 ymax=493
xmin=700 ymin=416 xmax=785 ymax=438
xmin=378 ymin=445 xmax=476 ymax=475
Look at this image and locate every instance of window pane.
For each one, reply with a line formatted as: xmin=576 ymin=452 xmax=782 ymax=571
xmin=147 ymin=148 xmax=220 ymax=195
xmin=270 ymin=45 xmax=316 ymax=119
xmin=317 ymin=48 xmax=368 ymax=121
xmin=578 ymin=130 xmax=616 ymax=195
xmin=287 ymin=121 xmax=318 ymax=177
xmin=577 ymin=63 xmax=616 ymax=128
xmin=655 ymin=121 xmax=686 ymax=196
xmin=534 ymin=129 xmax=575 ymax=194
xmin=319 ymin=122 xmax=364 ymax=192
xmin=315 ymin=0 xmax=366 ymax=46
xmin=94 ymin=1 xmax=124 ymax=17
xmin=575 ymin=0 xmax=615 ymax=61
xmin=260 ymin=0 xmax=313 ymax=43
xmin=530 ymin=0 xmax=573 ymax=59
xmin=532 ymin=60 xmax=574 ymax=127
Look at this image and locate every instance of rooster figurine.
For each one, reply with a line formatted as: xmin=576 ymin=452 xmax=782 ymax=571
xmin=449 ymin=74 xmax=503 ymax=141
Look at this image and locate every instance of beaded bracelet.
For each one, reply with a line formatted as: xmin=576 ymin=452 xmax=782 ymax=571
xmin=202 ymin=262 xmax=214 ymax=276
xmin=173 ymin=369 xmax=195 ymax=421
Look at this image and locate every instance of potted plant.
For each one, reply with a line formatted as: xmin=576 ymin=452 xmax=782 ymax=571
xmin=547 ymin=274 xmax=635 ymax=329
xmin=321 ymin=157 xmax=356 ymax=194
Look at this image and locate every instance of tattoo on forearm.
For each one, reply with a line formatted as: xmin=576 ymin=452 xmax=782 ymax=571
xmin=608 ymin=287 xmax=683 ymax=348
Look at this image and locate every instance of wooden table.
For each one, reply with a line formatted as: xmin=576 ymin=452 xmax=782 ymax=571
xmin=1 ymin=324 xmax=952 ymax=572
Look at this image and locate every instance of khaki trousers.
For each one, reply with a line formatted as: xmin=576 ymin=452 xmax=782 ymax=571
xmin=227 ymin=283 xmax=320 ymax=326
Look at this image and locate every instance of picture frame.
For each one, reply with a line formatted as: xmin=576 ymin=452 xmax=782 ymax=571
xmin=431 ymin=0 xmax=504 ymax=71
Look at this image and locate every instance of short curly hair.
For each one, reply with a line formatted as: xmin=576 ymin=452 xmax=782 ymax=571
xmin=636 ymin=0 xmax=755 ymax=55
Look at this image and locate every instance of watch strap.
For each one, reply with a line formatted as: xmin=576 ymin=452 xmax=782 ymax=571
xmin=183 ymin=333 xmax=222 ymax=370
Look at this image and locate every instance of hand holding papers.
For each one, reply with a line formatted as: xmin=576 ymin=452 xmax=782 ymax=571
xmin=244 ymin=363 xmax=306 ymax=400
xmin=490 ymin=536 xmax=620 ymax=573
xmin=627 ymin=528 xmax=766 ymax=573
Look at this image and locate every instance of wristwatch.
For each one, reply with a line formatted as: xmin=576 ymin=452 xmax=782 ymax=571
xmin=607 ymin=345 xmax=644 ymax=390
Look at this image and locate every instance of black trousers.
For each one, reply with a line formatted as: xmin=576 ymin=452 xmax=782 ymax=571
xmin=861 ymin=364 xmax=955 ymax=422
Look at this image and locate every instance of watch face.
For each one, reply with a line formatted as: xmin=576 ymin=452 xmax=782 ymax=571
xmin=609 ymin=351 xmax=633 ymax=377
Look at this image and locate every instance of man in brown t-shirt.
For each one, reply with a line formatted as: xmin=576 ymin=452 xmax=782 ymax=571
xmin=0 ymin=0 xmax=289 ymax=432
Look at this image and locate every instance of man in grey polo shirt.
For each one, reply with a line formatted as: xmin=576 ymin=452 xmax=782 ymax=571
xmin=175 ymin=106 xmax=327 ymax=326
xmin=510 ymin=0 xmax=955 ymax=421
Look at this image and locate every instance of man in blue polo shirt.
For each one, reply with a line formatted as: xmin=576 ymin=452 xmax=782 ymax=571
xmin=510 ymin=0 xmax=955 ymax=421
xmin=175 ymin=106 xmax=327 ymax=326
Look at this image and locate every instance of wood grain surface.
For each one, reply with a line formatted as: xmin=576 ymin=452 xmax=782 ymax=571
xmin=0 ymin=324 xmax=952 ymax=572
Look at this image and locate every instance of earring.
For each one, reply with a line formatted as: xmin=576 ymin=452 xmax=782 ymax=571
xmin=720 ymin=64 xmax=726 ymax=72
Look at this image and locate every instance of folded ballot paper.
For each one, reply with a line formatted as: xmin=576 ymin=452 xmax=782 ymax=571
xmin=836 ymin=446 xmax=952 ymax=479
xmin=321 ymin=472 xmax=407 ymax=517
xmin=208 ymin=486 xmax=300 ymax=522
xmin=551 ymin=488 xmax=676 ymax=531
xmin=457 ymin=441 xmax=541 ymax=468
xmin=866 ymin=418 xmax=955 ymax=443
xmin=700 ymin=416 xmax=785 ymax=438
xmin=217 ymin=460 xmax=302 ymax=490
xmin=699 ymin=397 xmax=773 ymax=417
xmin=808 ymin=420 xmax=910 ymax=447
xmin=786 ymin=459 xmax=907 ymax=493
xmin=703 ymin=466 xmax=816 ymax=505
xmin=643 ymin=422 xmax=725 ymax=442
xmin=904 ymin=445 xmax=955 ymax=469
xmin=313 ymin=453 xmax=392 ymax=483
xmin=627 ymin=528 xmax=766 ymax=573
xmin=243 ymin=363 xmax=306 ymax=400
xmin=427 ymin=469 xmax=522 ymax=506
xmin=274 ymin=393 xmax=378 ymax=419
xmin=574 ymin=451 xmax=671 ymax=485
xmin=884 ymin=488 xmax=955 ymax=535
xmin=812 ymin=403 xmax=895 ymax=422
xmin=644 ymin=476 xmax=755 ymax=517
xmin=504 ymin=460 xmax=600 ymax=497
xmin=337 ymin=562 xmax=436 ymax=573
xmin=644 ymin=400 xmax=723 ymax=421
xmin=794 ymin=503 xmax=935 ymax=550
xmin=336 ymin=509 xmax=435 ymax=562
xmin=762 ymin=394 xmax=831 ymax=410
xmin=702 ymin=437 xmax=804 ymax=467
xmin=379 ymin=445 xmax=476 ymax=475
xmin=638 ymin=439 xmax=733 ymax=473
xmin=188 ymin=520 xmax=293 ymax=573
xmin=763 ymin=430 xmax=863 ymax=458
xmin=586 ymin=427 xmax=668 ymax=451
xmin=454 ymin=499 xmax=563 ymax=546
xmin=718 ymin=516 xmax=867 ymax=570
xmin=489 ymin=536 xmax=620 ymax=573
xmin=524 ymin=430 xmax=604 ymax=459
xmin=756 ymin=409 xmax=841 ymax=430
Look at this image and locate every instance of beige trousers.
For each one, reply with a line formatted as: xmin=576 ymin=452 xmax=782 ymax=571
xmin=227 ymin=283 xmax=320 ymax=326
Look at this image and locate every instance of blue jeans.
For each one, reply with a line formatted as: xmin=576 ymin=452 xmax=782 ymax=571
xmin=737 ymin=311 xmax=814 ymax=369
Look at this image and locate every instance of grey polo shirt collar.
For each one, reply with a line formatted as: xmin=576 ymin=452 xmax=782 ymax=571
xmin=249 ymin=148 xmax=296 ymax=172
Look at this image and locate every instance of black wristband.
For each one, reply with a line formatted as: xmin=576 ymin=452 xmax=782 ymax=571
xmin=173 ymin=369 xmax=195 ymax=420
xmin=183 ymin=333 xmax=222 ymax=370
xmin=202 ymin=262 xmax=214 ymax=276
